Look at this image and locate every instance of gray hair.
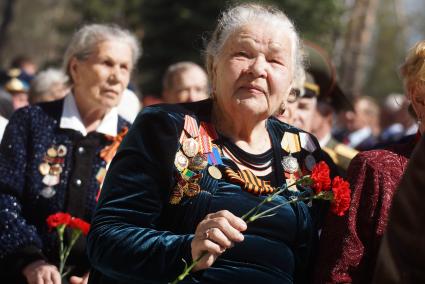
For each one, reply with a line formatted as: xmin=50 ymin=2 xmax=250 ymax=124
xmin=29 ymin=68 xmax=68 ymax=103
xmin=63 ymin=24 xmax=141 ymax=84
xmin=162 ymin=61 xmax=207 ymax=91
xmin=205 ymin=3 xmax=304 ymax=87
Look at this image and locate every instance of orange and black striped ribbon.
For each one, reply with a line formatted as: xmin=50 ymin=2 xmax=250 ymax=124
xmin=223 ymin=167 xmax=274 ymax=195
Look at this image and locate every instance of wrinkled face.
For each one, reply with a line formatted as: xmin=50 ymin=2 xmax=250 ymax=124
xmin=70 ymin=40 xmax=133 ymax=111
xmin=213 ymin=23 xmax=293 ymax=120
xmin=165 ymin=67 xmax=208 ymax=103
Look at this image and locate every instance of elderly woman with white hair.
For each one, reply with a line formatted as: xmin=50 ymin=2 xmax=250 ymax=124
xmin=0 ymin=24 xmax=140 ymax=284
xmin=87 ymin=4 xmax=335 ymax=284
xmin=29 ymin=68 xmax=69 ymax=105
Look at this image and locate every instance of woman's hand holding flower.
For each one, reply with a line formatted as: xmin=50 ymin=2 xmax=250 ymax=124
xmin=22 ymin=259 xmax=61 ymax=284
xmin=191 ymin=210 xmax=247 ymax=271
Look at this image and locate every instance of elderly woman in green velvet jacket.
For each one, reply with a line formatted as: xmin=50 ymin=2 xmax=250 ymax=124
xmin=87 ymin=4 xmax=333 ymax=284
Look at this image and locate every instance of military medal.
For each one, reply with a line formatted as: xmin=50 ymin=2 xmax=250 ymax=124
xmin=47 ymin=147 xmax=58 ymax=158
xmin=182 ymin=138 xmax=199 ymax=158
xmin=40 ymin=187 xmax=56 ymax=198
xmin=57 ymin=145 xmax=67 ymax=157
xmin=281 ymin=155 xmax=299 ymax=174
xmin=185 ymin=182 xmax=201 ymax=197
xmin=49 ymin=164 xmax=63 ymax=176
xmin=38 ymin=163 xmax=50 ymax=176
xmin=42 ymin=174 xmax=60 ymax=186
xmin=174 ymin=151 xmax=189 ymax=172
xmin=189 ymin=154 xmax=208 ymax=171
xmin=305 ymin=154 xmax=316 ymax=171
xmin=208 ymin=165 xmax=222 ymax=179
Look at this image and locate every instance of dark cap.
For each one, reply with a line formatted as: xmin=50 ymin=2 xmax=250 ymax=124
xmin=304 ymin=41 xmax=353 ymax=111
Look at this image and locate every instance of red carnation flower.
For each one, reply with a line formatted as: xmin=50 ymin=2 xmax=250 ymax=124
xmin=46 ymin=212 xmax=71 ymax=229
xmin=310 ymin=161 xmax=331 ymax=193
xmin=330 ymin=176 xmax=351 ymax=216
xmin=69 ymin=217 xmax=91 ymax=235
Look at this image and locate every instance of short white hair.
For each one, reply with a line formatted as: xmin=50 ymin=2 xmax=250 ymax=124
xmin=205 ymin=3 xmax=303 ymax=86
xmin=63 ymin=24 xmax=141 ymax=84
xmin=29 ymin=68 xmax=68 ymax=103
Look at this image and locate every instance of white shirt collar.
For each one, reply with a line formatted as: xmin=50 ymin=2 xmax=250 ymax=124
xmin=348 ymin=127 xmax=372 ymax=148
xmin=60 ymin=93 xmax=118 ymax=137
xmin=319 ymin=133 xmax=331 ymax=148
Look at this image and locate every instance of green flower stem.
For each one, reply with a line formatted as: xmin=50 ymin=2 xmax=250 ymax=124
xmin=170 ymin=252 xmax=207 ymax=284
xmin=172 ymin=176 xmax=313 ymax=283
xmin=60 ymin=229 xmax=82 ymax=278
xmin=57 ymin=225 xmax=66 ymax=275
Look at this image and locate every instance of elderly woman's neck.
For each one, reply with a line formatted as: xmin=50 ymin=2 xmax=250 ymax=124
xmin=212 ymin=105 xmax=271 ymax=154
xmin=74 ymin=94 xmax=110 ymax=133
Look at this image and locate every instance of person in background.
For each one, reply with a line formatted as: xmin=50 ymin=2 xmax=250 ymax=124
xmin=10 ymin=55 xmax=38 ymax=85
xmin=87 ymin=4 xmax=335 ymax=284
xmin=315 ymin=39 xmax=425 ymax=284
xmin=277 ymin=42 xmax=357 ymax=175
xmin=29 ymin=68 xmax=69 ymax=104
xmin=373 ymin=135 xmax=425 ymax=284
xmin=0 ymin=24 xmax=140 ymax=284
xmin=379 ymin=93 xmax=418 ymax=144
xmin=162 ymin=61 xmax=209 ymax=103
xmin=338 ymin=96 xmax=380 ymax=151
xmin=4 ymin=70 xmax=30 ymax=110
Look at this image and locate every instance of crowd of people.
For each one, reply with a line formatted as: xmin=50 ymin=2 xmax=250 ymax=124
xmin=0 ymin=3 xmax=424 ymax=284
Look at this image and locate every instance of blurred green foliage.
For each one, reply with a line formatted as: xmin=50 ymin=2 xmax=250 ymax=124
xmin=69 ymin=0 xmax=343 ymax=95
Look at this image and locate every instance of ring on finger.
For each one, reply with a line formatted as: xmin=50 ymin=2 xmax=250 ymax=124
xmin=204 ymin=228 xmax=212 ymax=240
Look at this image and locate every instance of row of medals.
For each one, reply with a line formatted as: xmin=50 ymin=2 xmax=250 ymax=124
xmin=38 ymin=145 xmax=67 ymax=198
xmin=171 ymin=137 xmax=222 ymax=204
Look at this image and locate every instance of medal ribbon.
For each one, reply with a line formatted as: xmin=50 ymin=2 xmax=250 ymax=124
xmin=183 ymin=115 xmax=199 ymax=138
xmin=281 ymin=132 xmax=301 ymax=153
xmin=223 ymin=167 xmax=274 ymax=195
xmin=100 ymin=127 xmax=129 ymax=164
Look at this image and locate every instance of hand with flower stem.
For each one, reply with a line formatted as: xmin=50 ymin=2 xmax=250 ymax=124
xmin=191 ymin=210 xmax=247 ymax=272
xmin=45 ymin=212 xmax=91 ymax=282
xmin=22 ymin=259 xmax=61 ymax=284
